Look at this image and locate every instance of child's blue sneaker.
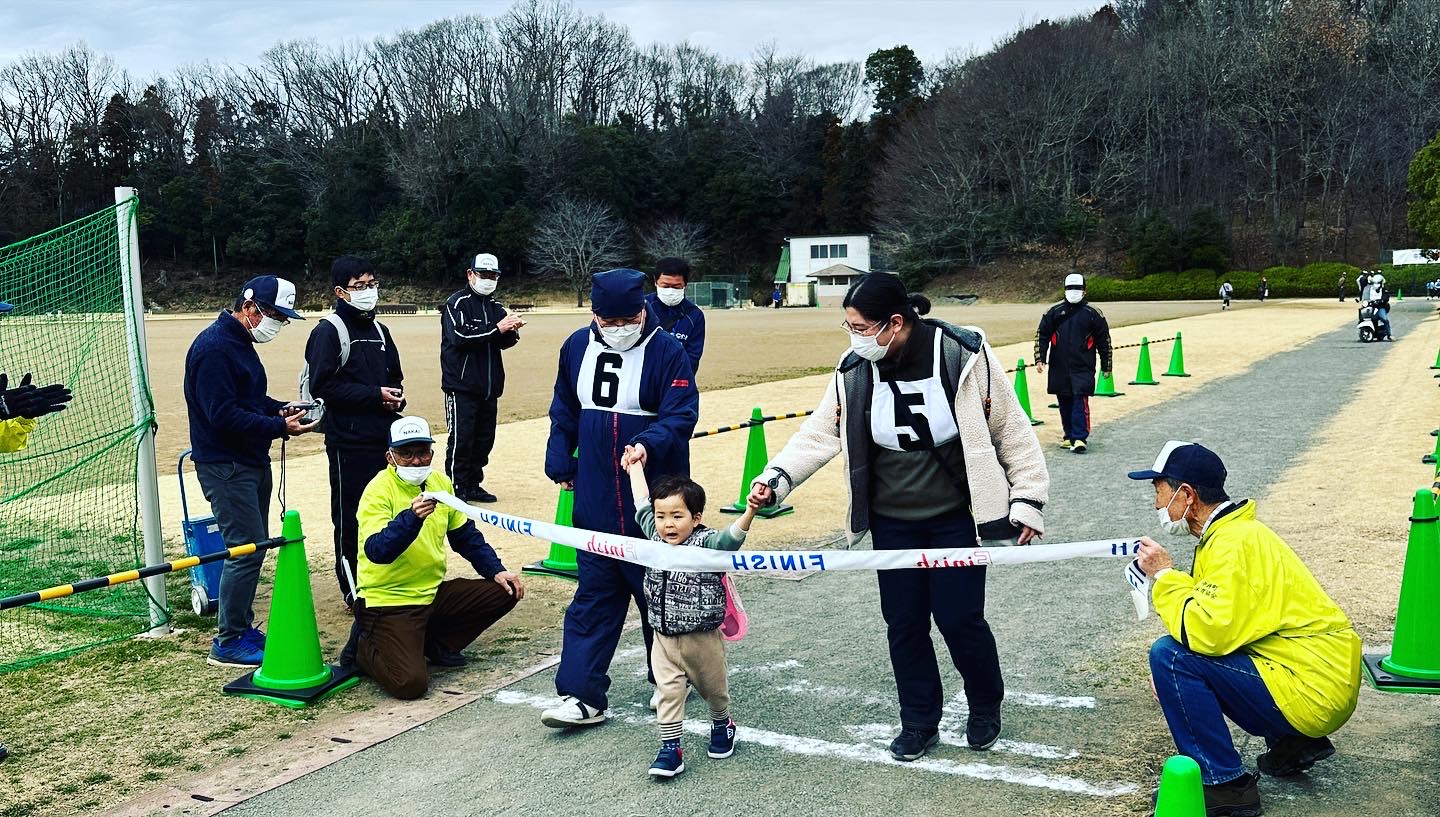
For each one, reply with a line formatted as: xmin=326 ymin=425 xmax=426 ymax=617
xmin=207 ymin=635 xmax=263 ymax=668
xmin=708 ymin=719 xmax=736 ymax=759
xmin=648 ymin=742 xmax=685 ymax=778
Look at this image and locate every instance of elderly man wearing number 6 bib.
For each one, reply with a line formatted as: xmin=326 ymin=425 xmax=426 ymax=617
xmin=749 ymin=272 xmax=1049 ymax=762
xmin=540 ymin=268 xmax=700 ymax=729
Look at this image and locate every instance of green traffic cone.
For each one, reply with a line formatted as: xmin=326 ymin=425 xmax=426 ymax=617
xmin=1094 ymin=369 xmax=1125 ymax=398
xmin=1363 ymin=489 xmax=1440 ymax=693
xmin=525 ymin=449 xmax=580 ymax=580
xmin=1153 ymin=755 xmax=1206 ymax=817
xmin=1129 ymin=338 xmax=1160 ymax=385
xmin=724 ymin=407 xmax=792 ymax=518
xmin=1430 ymin=347 xmax=1440 ymax=370
xmin=1398 ymin=288 xmax=1404 ymax=301
xmin=1424 ymin=434 xmax=1440 ymax=466
xmin=224 ymin=510 xmax=358 ymax=708
xmin=1163 ymin=332 xmax=1191 ymax=377
xmin=1012 ymin=361 xmax=1044 ymax=426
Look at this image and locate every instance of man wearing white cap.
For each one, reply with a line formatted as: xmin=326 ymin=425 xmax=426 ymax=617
xmin=184 ymin=275 xmax=319 ymax=667
xmin=1128 ymin=441 xmax=1359 ymax=816
xmin=348 ymin=416 xmax=525 ymax=699
xmin=1033 ymin=273 xmax=1111 ymax=453
xmin=440 ymin=253 xmax=525 ymax=503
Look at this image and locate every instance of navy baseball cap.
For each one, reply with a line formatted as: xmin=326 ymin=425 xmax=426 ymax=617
xmin=1127 ymin=441 xmax=1227 ymax=491
xmin=240 ymin=275 xmax=304 ymax=320
xmin=591 ymin=268 xmax=646 ymax=318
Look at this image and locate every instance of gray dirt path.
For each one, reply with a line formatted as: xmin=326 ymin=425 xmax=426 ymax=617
xmin=208 ymin=303 xmax=1440 ymax=817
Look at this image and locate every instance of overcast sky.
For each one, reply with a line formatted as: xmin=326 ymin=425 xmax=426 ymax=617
xmin=0 ymin=0 xmax=1102 ymax=78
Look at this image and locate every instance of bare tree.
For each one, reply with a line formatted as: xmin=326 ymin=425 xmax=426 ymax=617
xmin=531 ymin=196 xmax=629 ymax=306
xmin=642 ymin=218 xmax=708 ymax=265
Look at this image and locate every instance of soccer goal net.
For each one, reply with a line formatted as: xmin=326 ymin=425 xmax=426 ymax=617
xmin=0 ymin=190 xmax=166 ymax=672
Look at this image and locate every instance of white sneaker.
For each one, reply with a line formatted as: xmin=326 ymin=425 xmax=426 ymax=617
xmin=540 ymin=696 xmax=607 ymax=728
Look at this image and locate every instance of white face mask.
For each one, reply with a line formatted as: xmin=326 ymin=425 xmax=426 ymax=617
xmin=1065 ymin=290 xmax=1084 ymax=304
xmin=471 ymin=278 xmax=497 ymax=296
xmin=849 ymin=320 xmax=895 ymax=362
xmin=347 ymin=287 xmax=379 ymax=312
xmin=249 ymin=313 xmax=285 ymax=344
xmin=394 ymin=465 xmax=431 ymax=487
xmin=656 ymin=286 xmax=685 ymax=307
xmin=1156 ymin=488 xmax=1192 ymax=537
xmin=599 ymin=322 xmax=643 ymax=351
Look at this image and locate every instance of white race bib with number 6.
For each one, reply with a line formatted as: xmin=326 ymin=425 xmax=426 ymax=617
xmin=577 ymin=331 xmax=658 ymax=416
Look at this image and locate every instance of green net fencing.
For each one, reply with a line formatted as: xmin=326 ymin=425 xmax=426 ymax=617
xmin=0 ymin=195 xmax=163 ymax=672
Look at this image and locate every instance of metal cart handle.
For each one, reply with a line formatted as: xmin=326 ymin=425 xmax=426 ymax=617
xmin=178 ymin=448 xmax=196 ymax=523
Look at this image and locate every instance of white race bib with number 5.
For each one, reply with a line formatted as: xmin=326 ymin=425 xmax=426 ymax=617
xmin=577 ymin=331 xmax=659 ymax=416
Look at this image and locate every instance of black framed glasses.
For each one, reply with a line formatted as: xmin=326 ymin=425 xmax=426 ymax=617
xmin=344 ymin=280 xmax=380 ymax=291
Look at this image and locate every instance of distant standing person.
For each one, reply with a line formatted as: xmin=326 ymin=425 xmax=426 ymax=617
xmin=1219 ymin=280 xmax=1234 ymax=311
xmin=1337 ymin=274 xmax=1347 ymax=302
xmin=1355 ymin=270 xmax=1369 ymax=303
xmin=1034 ymin=273 xmax=1112 ymax=454
xmin=1258 ymin=276 xmax=1270 ymax=302
xmin=771 ymin=286 xmax=782 ymax=309
xmin=185 ymin=276 xmax=318 ymax=667
xmin=304 ymin=255 xmax=405 ymax=608
xmin=646 ymin=257 xmax=706 ymax=377
xmin=440 ymin=253 xmax=524 ymax=503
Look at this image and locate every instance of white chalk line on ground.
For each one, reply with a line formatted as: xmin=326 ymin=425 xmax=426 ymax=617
xmin=493 ymin=691 xmax=1135 ymax=797
xmin=843 ymin=723 xmax=1079 ymax=761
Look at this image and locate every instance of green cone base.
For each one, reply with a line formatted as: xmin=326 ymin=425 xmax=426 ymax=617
xmin=1129 ymin=379 xmax=1159 ymax=386
xmin=522 ymin=559 xmax=579 ymax=581
xmin=1163 ymin=373 xmax=1191 ymax=378
xmin=1363 ymin=654 xmax=1440 ymax=694
xmin=1095 ymin=391 xmax=1125 ymax=397
xmin=224 ymin=664 xmax=359 ymax=709
xmin=1425 ymin=455 xmax=1437 ymax=464
xmin=723 ymin=502 xmax=792 ymax=519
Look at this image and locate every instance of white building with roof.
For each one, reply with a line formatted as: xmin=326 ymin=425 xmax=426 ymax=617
xmin=774 ymin=234 xmax=872 ymax=306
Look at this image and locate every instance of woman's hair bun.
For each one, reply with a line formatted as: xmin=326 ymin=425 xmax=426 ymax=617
xmin=906 ymin=293 xmax=932 ymax=316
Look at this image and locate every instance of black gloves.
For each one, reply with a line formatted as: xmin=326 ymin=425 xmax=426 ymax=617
xmin=0 ymin=372 xmax=74 ymax=420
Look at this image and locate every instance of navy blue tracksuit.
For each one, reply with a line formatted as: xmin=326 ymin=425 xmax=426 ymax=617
xmin=645 ymin=292 xmax=706 ymax=377
xmin=544 ymin=317 xmax=699 ymax=711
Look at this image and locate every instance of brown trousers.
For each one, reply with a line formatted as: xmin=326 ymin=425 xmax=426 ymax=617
xmin=355 ymin=578 xmax=517 ymax=699
xmin=652 ymin=628 xmax=730 ymax=725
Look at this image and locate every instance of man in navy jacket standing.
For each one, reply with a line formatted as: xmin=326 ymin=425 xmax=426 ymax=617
xmin=645 ymin=257 xmax=706 ymax=378
xmin=185 ymin=275 xmax=319 ymax=667
xmin=304 ymin=255 xmax=405 ymax=608
xmin=441 ymin=252 xmax=523 ymax=503
xmin=540 ymin=268 xmax=699 ymax=728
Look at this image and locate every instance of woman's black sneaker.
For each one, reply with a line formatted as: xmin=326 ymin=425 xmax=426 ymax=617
xmin=1257 ymin=735 xmax=1334 ymax=777
xmin=966 ymin=708 xmax=1002 ymax=750
xmin=889 ymin=726 xmax=939 ymax=761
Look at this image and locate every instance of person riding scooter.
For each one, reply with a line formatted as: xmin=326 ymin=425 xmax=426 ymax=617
xmin=1358 ymin=273 xmax=1392 ymax=342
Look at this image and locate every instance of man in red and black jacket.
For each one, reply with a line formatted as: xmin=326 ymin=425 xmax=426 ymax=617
xmin=1034 ymin=273 xmax=1112 ymax=454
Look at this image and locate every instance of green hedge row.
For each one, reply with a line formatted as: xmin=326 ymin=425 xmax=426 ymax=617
xmin=1085 ymin=262 xmax=1440 ymax=301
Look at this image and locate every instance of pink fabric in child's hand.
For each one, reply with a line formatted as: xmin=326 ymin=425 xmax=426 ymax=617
xmin=720 ymin=574 xmax=748 ymax=641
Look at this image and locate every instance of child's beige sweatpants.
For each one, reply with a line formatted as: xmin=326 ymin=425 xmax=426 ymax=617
xmin=653 ymin=627 xmax=730 ymax=724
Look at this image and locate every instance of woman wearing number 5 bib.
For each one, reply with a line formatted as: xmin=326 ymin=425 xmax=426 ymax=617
xmin=540 ymin=268 xmax=700 ymax=730
xmin=749 ymin=272 xmax=1049 ymax=762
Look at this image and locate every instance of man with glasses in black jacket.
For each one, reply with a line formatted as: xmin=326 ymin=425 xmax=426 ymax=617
xmin=304 ymin=255 xmax=406 ymax=608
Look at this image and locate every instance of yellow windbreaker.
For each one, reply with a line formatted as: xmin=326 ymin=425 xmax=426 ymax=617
xmin=0 ymin=417 xmax=37 ymax=453
xmin=1152 ymin=500 xmax=1361 ymax=737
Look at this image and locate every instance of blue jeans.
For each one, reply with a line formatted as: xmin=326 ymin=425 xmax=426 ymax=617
xmin=1378 ymin=307 xmax=1391 ymax=339
xmin=1149 ymin=636 xmax=1301 ymax=784
xmin=871 ymin=510 xmax=1003 ymax=728
xmin=195 ymin=460 xmax=272 ymax=642
xmin=1056 ymin=394 xmax=1090 ymax=441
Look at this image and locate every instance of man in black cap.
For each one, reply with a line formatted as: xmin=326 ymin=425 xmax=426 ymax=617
xmin=1128 ymin=441 xmax=1359 ymax=817
xmin=540 ymin=268 xmax=699 ymax=728
xmin=185 ymin=275 xmax=319 ymax=667
xmin=304 ymin=256 xmax=406 ymax=608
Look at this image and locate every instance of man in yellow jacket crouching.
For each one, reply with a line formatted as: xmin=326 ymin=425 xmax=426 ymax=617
xmin=1129 ymin=441 xmax=1360 ymax=817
